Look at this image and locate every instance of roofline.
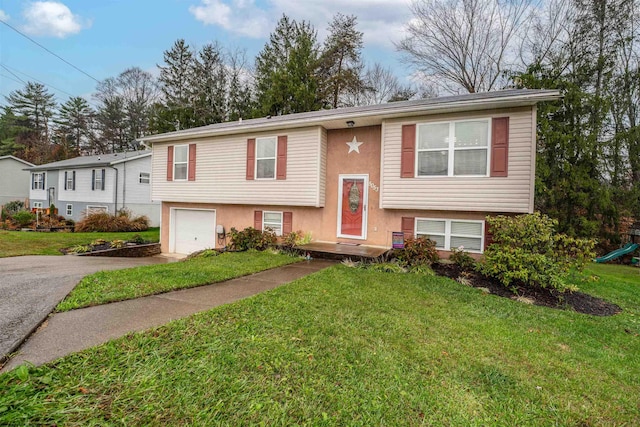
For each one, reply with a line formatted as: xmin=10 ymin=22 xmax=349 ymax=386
xmin=109 ymin=152 xmax=151 ymax=165
xmin=141 ymin=90 xmax=561 ymax=143
xmin=0 ymin=155 xmax=35 ymax=167
xmin=25 ymin=152 xmax=151 ymax=171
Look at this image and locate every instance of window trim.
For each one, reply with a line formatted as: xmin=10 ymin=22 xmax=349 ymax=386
xmin=262 ymin=210 xmax=283 ymax=236
xmin=415 ymin=118 xmax=491 ymax=178
xmin=86 ymin=205 xmax=108 ymax=216
xmin=139 ymin=172 xmax=150 ymax=184
xmin=415 ymin=217 xmax=484 ymax=253
xmin=32 ymin=201 xmax=43 ymax=209
xmin=32 ymin=172 xmax=45 ymax=190
xmin=66 ymin=204 xmax=73 ymax=216
xmin=255 ymin=136 xmax=277 ymax=180
xmin=65 ymin=171 xmax=75 ymax=191
xmin=92 ymin=169 xmax=105 ymax=191
xmin=173 ymin=144 xmax=189 ymax=181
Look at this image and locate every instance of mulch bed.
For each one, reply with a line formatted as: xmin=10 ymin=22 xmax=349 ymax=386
xmin=432 ymin=263 xmax=621 ymax=316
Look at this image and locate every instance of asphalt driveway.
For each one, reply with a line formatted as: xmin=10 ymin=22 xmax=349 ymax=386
xmin=0 ymin=255 xmax=170 ymax=362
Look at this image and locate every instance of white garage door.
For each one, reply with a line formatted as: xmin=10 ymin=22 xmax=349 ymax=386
xmin=172 ymin=209 xmax=216 ymax=254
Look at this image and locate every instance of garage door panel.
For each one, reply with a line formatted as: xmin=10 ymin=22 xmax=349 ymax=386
xmin=173 ymin=209 xmax=216 ymax=254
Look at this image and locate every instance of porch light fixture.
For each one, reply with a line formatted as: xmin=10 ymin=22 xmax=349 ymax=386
xmin=346 ymin=120 xmax=355 ymax=128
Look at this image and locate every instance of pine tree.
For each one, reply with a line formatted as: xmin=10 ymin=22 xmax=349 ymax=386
xmin=55 ymin=96 xmax=94 ymax=155
xmin=255 ymin=15 xmax=321 ymax=116
xmin=192 ymin=42 xmax=228 ymax=126
xmin=4 ymin=82 xmax=56 ymax=163
xmin=155 ymin=39 xmax=196 ymax=132
xmin=318 ymin=14 xmax=365 ymax=108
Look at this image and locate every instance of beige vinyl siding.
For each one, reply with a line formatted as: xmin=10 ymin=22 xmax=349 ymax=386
xmin=381 ymin=107 xmax=535 ymax=213
xmin=152 ymin=127 xmax=323 ymax=207
xmin=318 ymin=127 xmax=327 ymax=207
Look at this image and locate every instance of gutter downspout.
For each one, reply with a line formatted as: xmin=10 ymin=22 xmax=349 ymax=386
xmin=108 ymin=166 xmax=118 ymax=212
xmin=122 ymin=161 xmax=127 ymax=211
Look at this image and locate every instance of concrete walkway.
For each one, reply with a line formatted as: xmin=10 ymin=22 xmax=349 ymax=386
xmin=0 ymin=255 xmax=172 ymax=362
xmin=2 ymin=259 xmax=334 ymax=372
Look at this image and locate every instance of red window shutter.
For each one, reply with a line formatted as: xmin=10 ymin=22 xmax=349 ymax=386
xmin=246 ymin=139 xmax=256 ymax=180
xmin=401 ymin=217 xmax=415 ymax=240
xmin=484 ymin=220 xmax=493 ymax=250
xmin=188 ymin=143 xmax=196 ymax=181
xmin=401 ymin=124 xmax=416 ymax=178
xmin=490 ymin=117 xmax=509 ymax=177
xmin=167 ymin=146 xmax=174 ymax=181
xmin=254 ymin=210 xmax=262 ymax=229
xmin=276 ymin=135 xmax=287 ymax=180
xmin=283 ymin=211 xmax=293 ymax=234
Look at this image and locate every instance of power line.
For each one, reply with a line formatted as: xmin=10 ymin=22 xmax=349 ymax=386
xmin=0 ymin=63 xmax=78 ymax=98
xmin=0 ymin=18 xmax=101 ymax=84
xmin=0 ymin=71 xmax=26 ymax=86
xmin=0 ymin=65 xmax=27 ymax=85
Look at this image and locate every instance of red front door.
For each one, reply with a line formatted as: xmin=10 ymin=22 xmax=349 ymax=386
xmin=340 ymin=177 xmax=365 ymax=238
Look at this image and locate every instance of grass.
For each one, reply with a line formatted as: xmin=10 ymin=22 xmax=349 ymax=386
xmin=2 ymin=262 xmax=639 ymax=425
xmin=56 ymin=250 xmax=301 ymax=311
xmin=0 ymin=228 xmax=160 ymax=257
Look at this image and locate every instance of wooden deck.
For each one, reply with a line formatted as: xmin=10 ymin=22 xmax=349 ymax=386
xmin=294 ymin=242 xmax=390 ymax=261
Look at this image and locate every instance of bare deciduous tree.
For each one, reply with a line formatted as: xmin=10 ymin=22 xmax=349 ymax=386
xmin=397 ymin=0 xmax=535 ymax=93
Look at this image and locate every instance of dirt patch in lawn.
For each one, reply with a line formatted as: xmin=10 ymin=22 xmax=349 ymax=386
xmin=432 ymin=263 xmax=621 ymax=316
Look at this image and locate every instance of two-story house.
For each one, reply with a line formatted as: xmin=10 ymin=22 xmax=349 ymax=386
xmin=0 ymin=155 xmax=34 ymax=206
xmin=27 ymin=151 xmax=160 ymax=226
xmin=142 ymin=89 xmax=560 ymax=255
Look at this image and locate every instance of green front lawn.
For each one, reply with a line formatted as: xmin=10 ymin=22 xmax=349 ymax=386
xmin=57 ymin=251 xmax=301 ymax=311
xmin=2 ymin=263 xmax=639 ymax=425
xmin=0 ymin=228 xmax=160 ymax=257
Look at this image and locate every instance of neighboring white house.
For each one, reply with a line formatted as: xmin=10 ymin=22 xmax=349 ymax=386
xmin=26 ymin=151 xmax=160 ymax=226
xmin=0 ymin=155 xmax=34 ymax=207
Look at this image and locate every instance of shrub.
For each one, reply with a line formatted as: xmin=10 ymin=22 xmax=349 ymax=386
xmin=449 ymin=246 xmax=475 ymax=270
xmin=228 ymin=227 xmax=276 ymax=251
xmin=12 ymin=210 xmax=35 ymax=227
xmin=368 ymin=262 xmax=407 ymax=273
xmin=392 ymin=236 xmax=439 ymax=267
xmin=110 ymin=240 xmax=126 ymax=249
xmin=282 ymin=230 xmax=312 ymax=247
xmin=4 ymin=200 xmax=24 ymax=215
xmin=128 ymin=234 xmax=146 ymax=244
xmin=75 ymin=211 xmax=149 ymax=232
xmin=476 ymin=213 xmax=596 ymax=293
xmin=68 ymin=245 xmax=91 ymax=254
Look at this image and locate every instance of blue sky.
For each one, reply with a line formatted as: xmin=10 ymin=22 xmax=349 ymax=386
xmin=0 ymin=0 xmax=412 ymax=108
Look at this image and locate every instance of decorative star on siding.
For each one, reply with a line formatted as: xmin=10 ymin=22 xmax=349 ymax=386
xmin=346 ymin=136 xmax=363 ymax=154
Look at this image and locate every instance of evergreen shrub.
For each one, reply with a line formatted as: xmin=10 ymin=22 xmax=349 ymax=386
xmin=476 ymin=213 xmax=596 ymax=292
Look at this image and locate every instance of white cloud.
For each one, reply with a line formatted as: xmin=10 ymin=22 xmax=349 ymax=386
xmin=22 ymin=1 xmax=90 ymax=38
xmin=0 ymin=9 xmax=9 ymax=21
xmin=189 ymin=0 xmax=271 ymax=38
xmin=188 ymin=0 xmax=412 ymax=48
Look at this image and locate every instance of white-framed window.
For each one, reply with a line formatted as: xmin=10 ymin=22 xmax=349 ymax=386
xmin=263 ymin=211 xmax=283 ymax=236
xmin=139 ymin=172 xmax=150 ymax=184
xmin=66 ymin=204 xmax=73 ymax=216
xmin=416 ymin=218 xmax=484 ymax=253
xmin=65 ymin=171 xmax=75 ymax=191
xmin=417 ymin=119 xmax=490 ymax=177
xmin=32 ymin=201 xmax=43 ymax=209
xmin=92 ymin=169 xmax=105 ymax=191
xmin=173 ymin=145 xmax=188 ymax=180
xmin=32 ymin=172 xmax=45 ymax=190
xmin=256 ymin=137 xmax=277 ymax=179
xmin=86 ymin=205 xmax=108 ymax=216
